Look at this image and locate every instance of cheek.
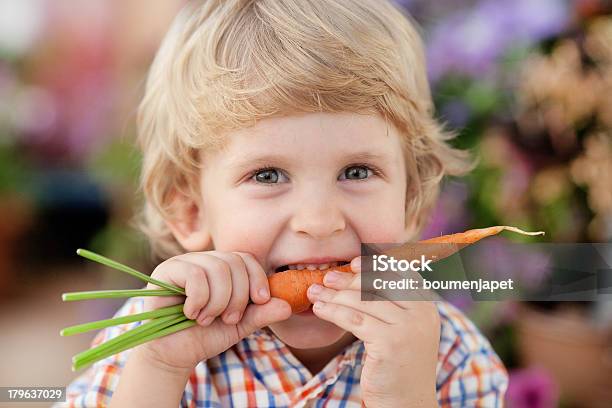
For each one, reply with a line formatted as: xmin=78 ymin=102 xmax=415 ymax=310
xmin=347 ymin=184 xmax=407 ymax=243
xmin=207 ymin=193 xmax=282 ymax=261
xmin=358 ymin=216 xmax=405 ymax=243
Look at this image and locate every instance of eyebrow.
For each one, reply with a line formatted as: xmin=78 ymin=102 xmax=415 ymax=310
xmin=227 ymin=154 xmax=293 ymax=173
xmin=227 ymin=151 xmax=391 ymax=173
xmin=340 ymin=151 xmax=391 ymax=163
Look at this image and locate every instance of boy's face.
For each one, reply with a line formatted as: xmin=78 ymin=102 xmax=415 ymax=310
xmin=195 ymin=112 xmax=413 ymax=349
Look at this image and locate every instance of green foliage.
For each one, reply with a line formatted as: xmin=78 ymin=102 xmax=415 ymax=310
xmin=0 ymin=142 xmax=34 ymax=196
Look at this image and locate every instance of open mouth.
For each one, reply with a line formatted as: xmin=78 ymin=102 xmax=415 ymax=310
xmin=273 ymin=260 xmax=351 ymax=273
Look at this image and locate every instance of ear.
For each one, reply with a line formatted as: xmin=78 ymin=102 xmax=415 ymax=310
xmin=165 ymin=191 xmax=212 ymax=252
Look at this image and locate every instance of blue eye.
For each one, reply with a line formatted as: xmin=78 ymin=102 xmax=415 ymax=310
xmin=251 ymin=168 xmax=287 ymax=184
xmin=339 ymin=165 xmax=373 ymax=180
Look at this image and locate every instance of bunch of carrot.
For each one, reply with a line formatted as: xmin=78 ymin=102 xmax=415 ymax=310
xmin=62 ymin=226 xmax=543 ymax=371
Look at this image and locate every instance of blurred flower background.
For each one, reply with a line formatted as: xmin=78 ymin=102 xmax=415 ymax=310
xmin=0 ymin=0 xmax=610 ymax=407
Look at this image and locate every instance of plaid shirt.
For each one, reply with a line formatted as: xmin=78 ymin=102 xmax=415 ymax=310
xmin=56 ymin=297 xmax=508 ymax=407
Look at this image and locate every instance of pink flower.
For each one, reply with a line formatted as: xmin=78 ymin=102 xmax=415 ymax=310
xmin=506 ymin=366 xmax=559 ymax=408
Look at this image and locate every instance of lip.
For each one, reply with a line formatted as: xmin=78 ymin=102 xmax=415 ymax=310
xmin=286 ymin=257 xmax=348 ymax=265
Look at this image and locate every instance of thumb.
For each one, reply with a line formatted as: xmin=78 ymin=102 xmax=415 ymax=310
xmin=236 ymin=298 xmax=292 ymax=338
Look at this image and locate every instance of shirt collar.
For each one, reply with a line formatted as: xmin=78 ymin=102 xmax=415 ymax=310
xmin=255 ymin=327 xmax=365 ymax=371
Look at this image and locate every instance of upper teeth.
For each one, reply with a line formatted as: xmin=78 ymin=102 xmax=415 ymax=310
xmin=287 ymin=261 xmax=342 ymax=271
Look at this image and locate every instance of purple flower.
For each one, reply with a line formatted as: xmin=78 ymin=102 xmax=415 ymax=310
xmin=445 ymin=293 xmax=474 ymax=312
xmin=422 ymin=181 xmax=471 ymax=238
xmin=509 ymin=0 xmax=570 ymax=40
xmin=391 ymin=0 xmax=416 ymax=9
xmin=471 ymin=238 xmax=552 ymax=291
xmin=440 ymin=100 xmax=471 ymax=127
xmin=493 ymin=300 xmax=520 ymax=324
xmin=425 ymin=0 xmax=569 ymax=82
xmin=506 ymin=366 xmax=559 ymax=408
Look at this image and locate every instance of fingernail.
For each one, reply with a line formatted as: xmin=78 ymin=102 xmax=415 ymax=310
xmin=258 ymin=287 xmax=269 ymax=300
xmin=313 ymin=301 xmax=325 ymax=310
xmin=226 ymin=312 xmax=240 ymax=324
xmin=351 ymin=257 xmax=361 ymax=272
xmin=201 ymin=316 xmax=214 ymax=326
xmin=308 ymin=284 xmax=322 ymax=295
xmin=324 ymin=271 xmax=340 ymax=285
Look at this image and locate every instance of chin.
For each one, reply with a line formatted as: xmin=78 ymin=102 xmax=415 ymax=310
xmin=268 ymin=311 xmax=348 ymax=349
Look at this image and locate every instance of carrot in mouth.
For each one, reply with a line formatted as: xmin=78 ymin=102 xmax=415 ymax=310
xmin=269 ymin=226 xmax=544 ymax=313
xmin=268 ymin=264 xmax=352 ymax=314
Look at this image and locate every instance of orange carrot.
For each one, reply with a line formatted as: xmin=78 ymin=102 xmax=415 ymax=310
xmin=421 ymin=225 xmax=544 ymax=244
xmin=269 ymin=226 xmax=544 ymax=313
xmin=269 ymin=265 xmax=352 ymax=313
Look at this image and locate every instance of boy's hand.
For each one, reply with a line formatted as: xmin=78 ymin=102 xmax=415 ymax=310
xmin=138 ymin=251 xmax=292 ymax=372
xmin=307 ymin=257 xmax=440 ymax=407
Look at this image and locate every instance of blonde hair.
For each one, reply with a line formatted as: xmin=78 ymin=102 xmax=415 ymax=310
xmin=135 ymin=0 xmax=472 ymax=260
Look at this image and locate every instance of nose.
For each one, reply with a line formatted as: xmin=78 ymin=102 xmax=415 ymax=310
xmin=289 ymin=189 xmax=346 ymax=239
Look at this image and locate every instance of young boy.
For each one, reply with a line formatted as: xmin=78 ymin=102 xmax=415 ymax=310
xmin=60 ymin=0 xmax=508 ymax=406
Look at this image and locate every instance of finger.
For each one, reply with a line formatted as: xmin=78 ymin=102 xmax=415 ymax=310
xmin=147 ymin=259 xmax=209 ymax=319
xmin=311 ymin=299 xmax=386 ymax=342
xmin=235 ymin=298 xmax=292 ymax=338
xmin=142 ymin=290 xmax=185 ymax=313
xmin=307 ymin=284 xmax=399 ymax=324
xmin=323 ymin=257 xmax=361 ymax=290
xmin=193 ymin=255 xmax=232 ymax=325
xmin=324 ymin=256 xmax=361 ymax=290
xmin=350 ymin=255 xmax=362 ymax=272
xmin=323 ymin=270 xmax=357 ymax=289
xmin=207 ymin=252 xmax=250 ymax=324
xmin=175 ymin=251 xmax=268 ymax=302
xmin=233 ymin=252 xmax=270 ymax=304
xmin=324 ymin=267 xmax=436 ymax=309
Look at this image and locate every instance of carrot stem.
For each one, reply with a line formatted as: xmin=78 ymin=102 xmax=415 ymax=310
xmin=72 ymin=313 xmax=186 ymax=370
xmin=76 ymin=249 xmax=185 ymax=295
xmin=73 ymin=316 xmax=195 ymax=371
xmin=62 ymin=289 xmax=180 ymax=302
xmin=60 ymin=304 xmax=184 ymax=336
